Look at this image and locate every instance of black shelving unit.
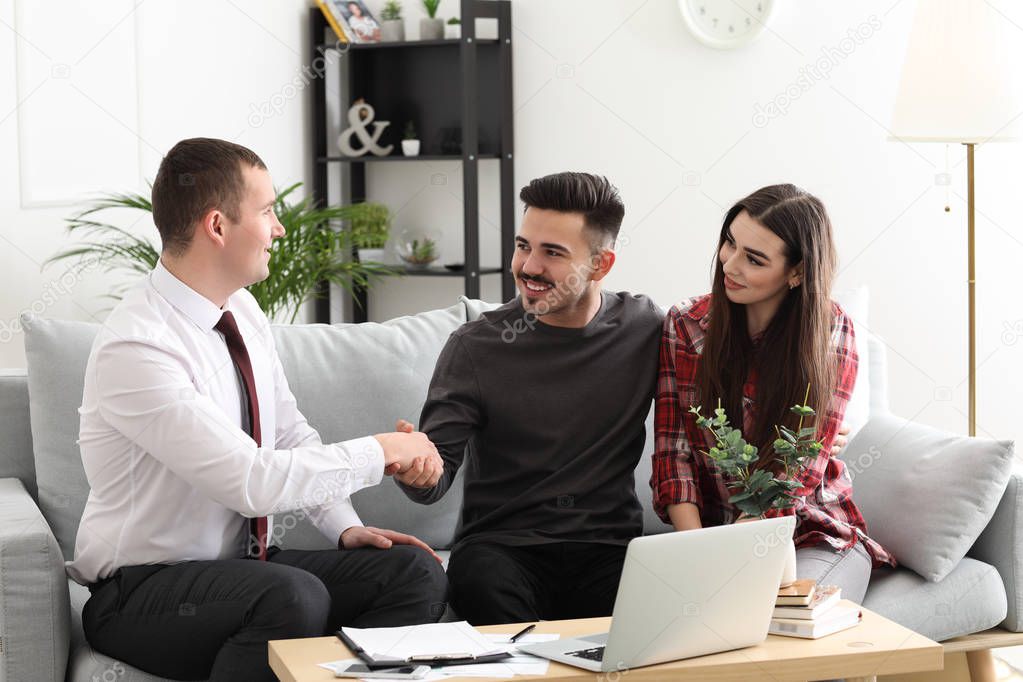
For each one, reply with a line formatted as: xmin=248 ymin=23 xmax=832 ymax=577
xmin=309 ymin=0 xmax=515 ymax=323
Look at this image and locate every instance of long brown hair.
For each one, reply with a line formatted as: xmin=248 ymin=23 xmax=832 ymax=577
xmin=696 ymin=184 xmax=838 ymax=471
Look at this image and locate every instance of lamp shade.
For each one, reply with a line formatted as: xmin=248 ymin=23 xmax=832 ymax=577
xmin=891 ymin=0 xmax=1022 ymax=143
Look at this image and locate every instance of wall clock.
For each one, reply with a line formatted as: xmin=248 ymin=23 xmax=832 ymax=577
xmin=679 ymin=0 xmax=776 ymax=49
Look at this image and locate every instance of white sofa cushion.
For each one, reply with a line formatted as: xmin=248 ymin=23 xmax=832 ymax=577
xmin=842 ymin=412 xmax=1015 ymax=582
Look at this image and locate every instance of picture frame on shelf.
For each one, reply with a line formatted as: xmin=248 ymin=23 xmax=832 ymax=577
xmin=331 ymin=0 xmax=382 ymax=43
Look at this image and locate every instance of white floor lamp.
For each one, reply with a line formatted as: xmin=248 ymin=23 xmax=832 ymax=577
xmin=890 ymin=0 xmax=1021 ymax=439
xmin=890 ymin=2 xmax=1021 ymax=678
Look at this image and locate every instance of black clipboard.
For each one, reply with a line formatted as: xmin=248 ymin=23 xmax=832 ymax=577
xmin=335 ymin=629 xmax=513 ymax=670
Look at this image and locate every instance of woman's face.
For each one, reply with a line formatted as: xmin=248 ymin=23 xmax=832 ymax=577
xmin=718 ymin=209 xmax=799 ymax=307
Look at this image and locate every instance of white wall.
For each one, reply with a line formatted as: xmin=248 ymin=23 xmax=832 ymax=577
xmin=2 ymin=0 xmax=1022 ymax=447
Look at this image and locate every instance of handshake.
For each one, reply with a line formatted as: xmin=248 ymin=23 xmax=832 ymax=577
xmin=372 ymin=419 xmax=444 ymax=489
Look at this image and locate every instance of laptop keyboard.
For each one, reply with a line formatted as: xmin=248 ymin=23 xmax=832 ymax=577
xmin=565 ymin=646 xmax=605 ymax=662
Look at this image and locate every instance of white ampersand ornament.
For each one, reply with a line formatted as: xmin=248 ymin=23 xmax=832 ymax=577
xmin=338 ymin=101 xmax=394 ymax=157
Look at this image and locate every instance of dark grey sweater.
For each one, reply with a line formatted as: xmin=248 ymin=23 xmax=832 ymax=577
xmin=399 ymin=291 xmax=663 ymax=549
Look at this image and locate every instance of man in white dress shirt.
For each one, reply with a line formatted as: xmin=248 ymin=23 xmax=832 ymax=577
xmin=69 ymin=138 xmax=448 ymax=681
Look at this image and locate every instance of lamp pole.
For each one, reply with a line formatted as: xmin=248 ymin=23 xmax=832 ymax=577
xmin=966 ymin=143 xmax=976 ymax=437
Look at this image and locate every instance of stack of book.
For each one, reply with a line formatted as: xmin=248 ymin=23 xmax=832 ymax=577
xmin=769 ymin=580 xmax=862 ymax=639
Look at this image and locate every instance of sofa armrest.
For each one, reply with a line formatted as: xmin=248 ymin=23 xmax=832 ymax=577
xmin=0 ymin=477 xmax=69 ymax=682
xmin=969 ymin=471 xmax=1023 ymax=632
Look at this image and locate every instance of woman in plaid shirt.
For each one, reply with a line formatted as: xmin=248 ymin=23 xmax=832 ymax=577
xmin=652 ymin=184 xmax=893 ymax=604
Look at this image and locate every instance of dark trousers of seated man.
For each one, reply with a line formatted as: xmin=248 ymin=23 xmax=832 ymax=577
xmin=447 ymin=542 xmax=627 ymax=626
xmin=83 ymin=545 xmax=448 ymax=682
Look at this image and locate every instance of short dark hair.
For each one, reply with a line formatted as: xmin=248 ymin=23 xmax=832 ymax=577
xmin=518 ymin=172 xmax=625 ymax=251
xmin=151 ymin=137 xmax=267 ymax=255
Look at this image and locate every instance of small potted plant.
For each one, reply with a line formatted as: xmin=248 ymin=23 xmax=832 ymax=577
xmin=397 ymin=229 xmax=440 ymax=268
xmin=347 ymin=202 xmax=392 ymax=263
xmin=402 ymin=121 xmax=421 ymax=157
xmin=445 ymin=16 xmax=461 ymax=39
xmin=690 ymin=386 xmax=823 ymax=587
xmin=420 ymin=0 xmax=443 ymax=40
xmin=380 ymin=0 xmax=405 ymax=42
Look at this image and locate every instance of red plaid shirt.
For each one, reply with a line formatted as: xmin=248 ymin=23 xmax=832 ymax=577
xmin=652 ymin=294 xmax=895 ymax=568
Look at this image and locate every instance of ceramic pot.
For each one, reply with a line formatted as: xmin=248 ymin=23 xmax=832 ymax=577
xmin=737 ymin=515 xmax=798 ymax=588
xmin=402 ymin=139 xmax=421 ymax=156
xmin=420 ymin=17 xmax=443 ymax=40
xmin=357 ymin=248 xmax=386 ymax=263
xmin=381 ymin=20 xmax=405 ymax=42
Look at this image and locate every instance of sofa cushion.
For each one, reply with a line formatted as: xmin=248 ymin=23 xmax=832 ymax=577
xmin=969 ymin=471 xmax=1023 ymax=631
xmin=843 ymin=412 xmax=1015 ymax=582
xmin=20 ymin=299 xmax=474 ymax=558
xmin=863 ymin=559 xmax=1007 ymax=641
xmin=0 ymin=478 xmax=70 ymax=682
xmin=67 ymin=580 xmax=180 ymax=682
xmin=21 ymin=314 xmax=99 ymax=560
xmin=270 ymin=301 xmax=471 ymax=549
xmin=0 ymin=371 xmax=37 ymax=502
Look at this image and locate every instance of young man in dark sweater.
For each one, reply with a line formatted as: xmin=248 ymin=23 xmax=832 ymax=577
xmin=396 ymin=172 xmax=663 ymax=625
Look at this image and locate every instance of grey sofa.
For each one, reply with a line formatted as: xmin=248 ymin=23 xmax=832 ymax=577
xmin=1 ymin=297 xmax=1020 ymax=682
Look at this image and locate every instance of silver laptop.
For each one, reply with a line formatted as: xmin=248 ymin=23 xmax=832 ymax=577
xmin=519 ymin=516 xmax=796 ymax=672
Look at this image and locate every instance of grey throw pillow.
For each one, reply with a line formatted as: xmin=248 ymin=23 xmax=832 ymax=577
xmin=21 ymin=314 xmax=99 ymax=561
xmin=842 ymin=412 xmax=1014 ymax=582
xmin=271 ymin=300 xmax=472 ymax=549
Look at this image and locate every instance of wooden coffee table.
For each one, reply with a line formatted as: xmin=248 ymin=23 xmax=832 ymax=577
xmin=269 ymin=601 xmax=942 ymax=682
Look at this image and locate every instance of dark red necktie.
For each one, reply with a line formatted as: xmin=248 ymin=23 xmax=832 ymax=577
xmin=215 ymin=311 xmax=268 ymax=561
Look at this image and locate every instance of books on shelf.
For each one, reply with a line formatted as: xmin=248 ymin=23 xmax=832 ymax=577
xmin=773 ymin=585 xmax=842 ymax=620
xmin=316 ymin=0 xmax=382 ymax=44
xmin=769 ymin=602 xmax=862 ymax=639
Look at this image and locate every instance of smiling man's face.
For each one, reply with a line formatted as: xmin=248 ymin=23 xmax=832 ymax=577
xmin=511 ymin=207 xmax=605 ymax=324
xmin=220 ymin=164 xmax=285 ymax=289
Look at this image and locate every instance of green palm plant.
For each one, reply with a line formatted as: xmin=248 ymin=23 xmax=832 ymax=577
xmin=45 ymin=182 xmax=397 ymax=322
xmin=381 ymin=0 xmax=402 ymax=21
xmin=422 ymin=0 xmax=441 ymax=18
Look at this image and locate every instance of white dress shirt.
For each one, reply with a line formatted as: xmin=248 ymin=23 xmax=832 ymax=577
xmin=67 ymin=261 xmax=384 ymax=585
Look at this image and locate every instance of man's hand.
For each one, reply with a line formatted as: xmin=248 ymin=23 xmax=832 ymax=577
xmin=384 ymin=419 xmax=443 ymax=489
xmin=339 ymin=526 xmax=444 ymax=563
xmin=831 ymin=422 xmax=851 ymax=456
xmin=374 ymin=430 xmax=438 ymax=478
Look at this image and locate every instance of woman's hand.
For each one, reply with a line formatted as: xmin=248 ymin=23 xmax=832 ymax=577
xmin=830 ymin=422 xmax=851 ymax=456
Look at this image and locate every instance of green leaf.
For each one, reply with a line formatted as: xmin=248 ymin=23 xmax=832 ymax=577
xmin=791 ymin=404 xmax=816 ymax=417
xmin=774 ymin=439 xmax=796 ymax=454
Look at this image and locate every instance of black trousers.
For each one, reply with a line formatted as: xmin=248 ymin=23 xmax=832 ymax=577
xmin=446 ymin=542 xmax=628 ymax=626
xmin=82 ymin=545 xmax=448 ymax=681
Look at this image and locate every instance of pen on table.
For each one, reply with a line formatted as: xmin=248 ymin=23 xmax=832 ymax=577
xmin=335 ymin=628 xmax=374 ymax=666
xmin=509 ymin=624 xmax=536 ymax=643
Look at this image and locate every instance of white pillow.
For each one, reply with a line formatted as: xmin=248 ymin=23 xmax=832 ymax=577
xmin=841 ymin=412 xmax=1015 ymax=582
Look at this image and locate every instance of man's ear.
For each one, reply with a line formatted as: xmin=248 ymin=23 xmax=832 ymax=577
xmin=199 ymin=209 xmax=227 ymax=248
xmin=589 ymin=248 xmax=616 ymax=283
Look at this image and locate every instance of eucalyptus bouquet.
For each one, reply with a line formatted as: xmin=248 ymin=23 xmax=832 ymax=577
xmin=689 ymin=386 xmax=823 ymax=519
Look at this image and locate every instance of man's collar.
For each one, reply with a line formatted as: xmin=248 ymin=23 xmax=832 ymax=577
xmin=150 ymin=259 xmax=225 ymax=332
